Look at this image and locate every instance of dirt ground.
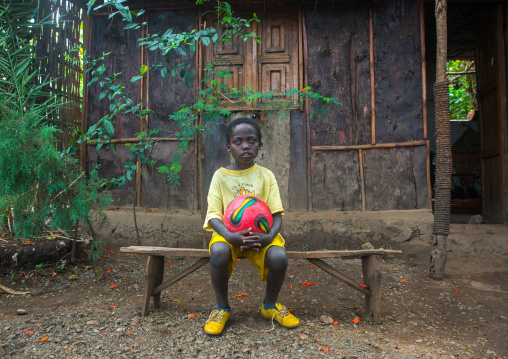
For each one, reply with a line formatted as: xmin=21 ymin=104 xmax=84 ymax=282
xmin=1 ymin=210 xmax=507 ymax=358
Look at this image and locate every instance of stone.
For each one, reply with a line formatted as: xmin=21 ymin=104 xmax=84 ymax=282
xmin=361 ymin=242 xmax=375 ymax=250
xmin=319 ymin=315 xmax=334 ymax=325
xmin=16 ymin=309 xmax=28 ymax=315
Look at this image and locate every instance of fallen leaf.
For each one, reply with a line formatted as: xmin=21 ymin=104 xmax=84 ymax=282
xmin=108 ymin=250 xmax=114 ymax=253
xmin=100 ymin=331 xmax=104 ymax=334
xmin=290 ymin=285 xmax=293 ymax=289
xmin=320 ymin=347 xmax=329 ymax=352
xmin=332 ymin=214 xmax=337 ymax=217
xmin=312 ymin=282 xmax=316 ymax=285
xmin=110 ymin=285 xmax=116 ymax=289
xmin=400 ymin=280 xmax=406 ymax=283
xmin=234 ymin=294 xmax=248 ymax=297
xmin=167 ymin=260 xmax=172 ymax=264
xmin=38 ymin=337 xmax=48 ymax=342
xmin=308 ymin=265 xmax=315 ymax=268
xmin=332 ymin=321 xmax=338 ymax=325
xmin=110 ymin=305 xmax=118 ymax=309
xmin=456 ymin=290 xmax=460 ymax=294
xmin=288 ymin=309 xmax=294 ymax=313
xmin=188 ymin=313 xmax=200 ymax=317
xmin=24 ymin=330 xmax=35 ymax=334
xmin=360 ymin=283 xmax=367 ymax=288
xmin=352 ymin=317 xmax=361 ymax=324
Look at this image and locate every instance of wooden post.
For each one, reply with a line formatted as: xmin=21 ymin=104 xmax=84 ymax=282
xmin=142 ymin=255 xmax=164 ymax=316
xmin=362 ymin=255 xmax=381 ymax=324
xmin=430 ymin=0 xmax=451 ymax=280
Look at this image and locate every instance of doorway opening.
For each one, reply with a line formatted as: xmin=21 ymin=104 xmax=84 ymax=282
xmin=425 ymin=2 xmax=498 ymax=222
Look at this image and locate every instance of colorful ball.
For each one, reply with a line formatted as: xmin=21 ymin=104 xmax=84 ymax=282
xmin=223 ymin=195 xmax=273 ymax=234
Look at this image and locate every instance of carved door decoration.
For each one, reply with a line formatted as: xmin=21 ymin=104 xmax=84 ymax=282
xmin=203 ymin=10 xmax=300 ymax=108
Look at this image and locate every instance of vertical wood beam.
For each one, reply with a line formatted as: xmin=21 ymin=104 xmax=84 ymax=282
xmin=142 ymin=255 xmax=164 ymax=316
xmin=359 ymin=149 xmax=366 ymax=211
xmin=362 ymin=255 xmax=381 ymax=324
xmin=369 ymin=6 xmax=376 ymax=145
xmin=302 ymin=8 xmax=312 ymax=211
xmin=420 ymin=0 xmax=428 ymax=140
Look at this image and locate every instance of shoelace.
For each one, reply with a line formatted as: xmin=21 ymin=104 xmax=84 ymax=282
xmin=206 ymin=310 xmax=226 ymax=324
xmin=276 ymin=305 xmax=290 ymax=319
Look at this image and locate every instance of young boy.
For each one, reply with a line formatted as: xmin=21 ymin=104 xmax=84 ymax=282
xmin=202 ymin=117 xmax=299 ymax=335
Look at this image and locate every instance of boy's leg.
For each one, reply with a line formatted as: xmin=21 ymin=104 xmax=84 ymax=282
xmin=261 ymin=246 xmax=299 ymax=328
xmin=210 ymin=241 xmax=232 ymax=309
xmin=264 ymin=245 xmax=288 ymax=305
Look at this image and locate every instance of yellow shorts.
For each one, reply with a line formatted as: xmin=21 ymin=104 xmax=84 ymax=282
xmin=208 ymin=233 xmax=285 ymax=281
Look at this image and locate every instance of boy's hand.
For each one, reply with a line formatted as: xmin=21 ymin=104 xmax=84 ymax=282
xmin=242 ymin=232 xmax=274 ymax=250
xmin=225 ymin=228 xmax=262 ymax=251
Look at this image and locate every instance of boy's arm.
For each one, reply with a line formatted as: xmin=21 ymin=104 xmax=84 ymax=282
xmin=209 ymin=218 xmax=262 ymax=251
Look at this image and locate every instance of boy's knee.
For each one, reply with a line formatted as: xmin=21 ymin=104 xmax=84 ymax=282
xmin=210 ymin=242 xmax=231 ymax=265
xmin=265 ymin=246 xmax=288 ymax=271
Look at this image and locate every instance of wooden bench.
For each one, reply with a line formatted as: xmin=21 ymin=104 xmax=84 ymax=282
xmin=119 ymin=246 xmax=402 ymax=324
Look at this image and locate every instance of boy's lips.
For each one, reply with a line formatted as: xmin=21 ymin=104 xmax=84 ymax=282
xmin=241 ymin=153 xmax=252 ymax=157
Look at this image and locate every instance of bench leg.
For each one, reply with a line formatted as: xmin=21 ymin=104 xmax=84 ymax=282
xmin=362 ymin=255 xmax=382 ymax=324
xmin=142 ymin=255 xmax=164 ymax=316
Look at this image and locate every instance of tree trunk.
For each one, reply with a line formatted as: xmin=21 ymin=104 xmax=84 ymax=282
xmin=430 ymin=0 xmax=452 ymax=280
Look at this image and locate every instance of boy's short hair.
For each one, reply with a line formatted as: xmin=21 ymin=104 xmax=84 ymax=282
xmin=225 ymin=117 xmax=263 ymax=146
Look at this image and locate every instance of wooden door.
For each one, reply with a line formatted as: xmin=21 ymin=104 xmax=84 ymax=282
xmin=475 ymin=5 xmax=508 ymax=223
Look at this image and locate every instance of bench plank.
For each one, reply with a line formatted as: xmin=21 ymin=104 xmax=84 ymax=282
xmin=120 ymin=246 xmax=402 ymax=258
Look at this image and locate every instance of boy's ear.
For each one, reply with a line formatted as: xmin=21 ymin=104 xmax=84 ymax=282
xmin=226 ymin=144 xmax=230 ymax=151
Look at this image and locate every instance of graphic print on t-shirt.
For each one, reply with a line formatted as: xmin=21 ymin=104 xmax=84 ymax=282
xmin=232 ymin=186 xmax=255 ymax=198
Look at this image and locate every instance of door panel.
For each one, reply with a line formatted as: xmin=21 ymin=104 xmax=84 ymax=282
xmin=475 ymin=5 xmax=506 ymax=223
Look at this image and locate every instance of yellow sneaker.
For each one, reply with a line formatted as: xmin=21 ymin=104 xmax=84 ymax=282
xmin=204 ymin=309 xmax=230 ymax=335
xmin=261 ymin=303 xmax=299 ymax=328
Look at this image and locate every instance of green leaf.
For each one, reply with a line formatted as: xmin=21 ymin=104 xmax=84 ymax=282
xmin=141 ymin=109 xmax=152 ymax=115
xmin=99 ymin=90 xmax=108 ymax=100
xmin=176 ymin=46 xmax=186 ymax=56
xmin=202 ymin=37 xmax=210 ymax=46
xmin=130 ymin=75 xmax=143 ymax=82
xmin=104 ymin=120 xmax=115 ymax=136
xmin=185 ymin=71 xmax=193 ymax=87
xmin=140 ymin=65 xmax=149 ymax=75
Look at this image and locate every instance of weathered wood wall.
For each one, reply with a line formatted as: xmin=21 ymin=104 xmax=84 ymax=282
xmin=306 ymin=0 xmax=428 ymax=211
xmin=86 ymin=0 xmax=429 ymax=212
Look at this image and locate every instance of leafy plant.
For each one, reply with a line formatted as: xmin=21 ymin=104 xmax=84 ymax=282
xmin=0 ymin=0 xmax=112 ymax=240
xmin=447 ymin=60 xmax=477 ymax=120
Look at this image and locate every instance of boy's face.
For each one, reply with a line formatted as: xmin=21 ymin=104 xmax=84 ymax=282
xmin=227 ymin=123 xmax=260 ymax=170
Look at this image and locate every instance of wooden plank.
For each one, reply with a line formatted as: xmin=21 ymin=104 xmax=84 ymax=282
xmin=147 ymin=9 xmax=196 ymax=134
xmin=311 ymin=150 xmax=362 ymax=210
xmin=87 ymin=14 xmax=142 ymax=139
xmin=142 ymin=255 xmax=164 ymax=316
xmin=140 ymin=141 xmax=195 ymax=209
xmin=152 ymin=257 xmax=210 ymax=296
xmin=305 ymin=2 xmax=352 ymax=146
xmin=88 ymin=145 xmax=137 ymax=206
xmin=312 ymin=140 xmax=427 ymax=151
xmin=363 ymin=148 xmax=419 ymax=210
xmin=373 ymin=0 xmax=423 ymax=144
xmin=289 ymin=110 xmax=308 ymax=210
xmin=362 ymin=255 xmax=382 ymax=323
xmin=307 ymin=258 xmax=371 ymax=296
xmin=203 ymin=117 xmax=230 ymax=203
xmin=120 ymin=246 xmax=401 ymax=258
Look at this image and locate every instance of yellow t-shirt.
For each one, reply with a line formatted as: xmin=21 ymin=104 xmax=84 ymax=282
xmin=203 ymin=164 xmax=284 ymax=231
